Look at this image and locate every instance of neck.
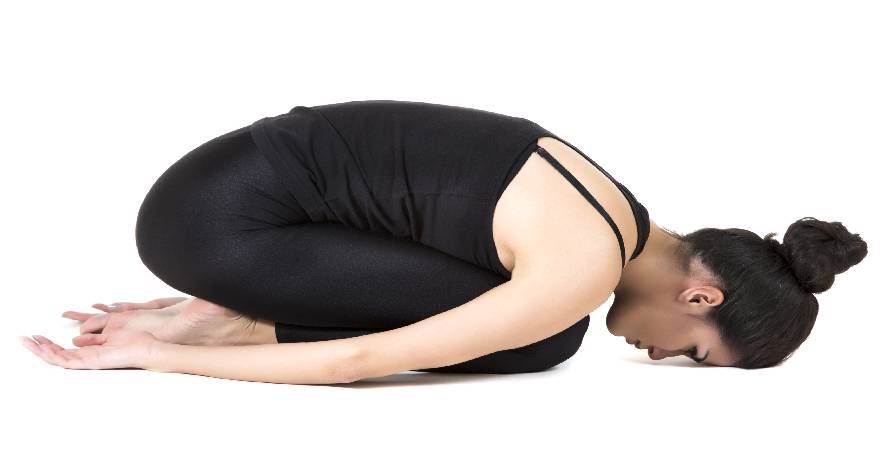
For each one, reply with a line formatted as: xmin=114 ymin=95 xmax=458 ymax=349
xmin=614 ymin=220 xmax=686 ymax=297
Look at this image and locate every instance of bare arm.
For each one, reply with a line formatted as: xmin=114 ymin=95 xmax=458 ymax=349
xmin=343 ymin=171 xmax=625 ymax=380
xmin=140 ymin=172 xmax=623 ymax=384
xmin=138 ymin=236 xmax=619 ymax=385
xmin=345 ymin=247 xmax=619 ymax=379
xmin=144 ymin=339 xmax=362 ymax=385
xmin=141 ymin=251 xmax=616 ymax=385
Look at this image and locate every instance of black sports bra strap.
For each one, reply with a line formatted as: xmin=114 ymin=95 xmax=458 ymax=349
xmin=535 ymin=146 xmax=627 ymax=269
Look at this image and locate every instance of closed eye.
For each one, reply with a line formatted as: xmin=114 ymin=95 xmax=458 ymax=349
xmin=688 ymin=347 xmax=709 ymax=364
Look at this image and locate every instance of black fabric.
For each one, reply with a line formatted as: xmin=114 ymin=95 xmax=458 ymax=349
xmin=134 ymin=100 xmax=651 ymax=374
xmin=135 ymin=124 xmax=588 ymax=373
xmin=249 ymin=100 xmax=650 ymax=279
xmin=535 ymin=146 xmax=629 ymax=268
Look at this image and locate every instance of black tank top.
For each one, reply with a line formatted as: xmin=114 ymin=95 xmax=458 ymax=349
xmin=249 ymin=100 xmax=651 ymax=279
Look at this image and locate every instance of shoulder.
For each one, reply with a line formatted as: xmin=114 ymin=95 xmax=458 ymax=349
xmin=499 ymin=157 xmax=623 ymax=303
xmin=493 ymin=136 xmax=637 ymax=287
xmin=512 ymin=215 xmax=621 ymax=304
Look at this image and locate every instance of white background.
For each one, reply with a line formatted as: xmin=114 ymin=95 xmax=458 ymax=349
xmin=2 ymin=1 xmax=877 ymax=473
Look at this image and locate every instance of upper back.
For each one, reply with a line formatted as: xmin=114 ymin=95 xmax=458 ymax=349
xmin=492 ymin=136 xmax=644 ymax=284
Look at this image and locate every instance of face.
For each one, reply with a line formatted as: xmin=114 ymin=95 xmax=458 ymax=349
xmin=606 ymin=283 xmax=738 ymax=367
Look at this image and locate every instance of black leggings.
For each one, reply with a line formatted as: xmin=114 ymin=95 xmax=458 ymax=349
xmin=134 ymin=125 xmax=590 ymax=374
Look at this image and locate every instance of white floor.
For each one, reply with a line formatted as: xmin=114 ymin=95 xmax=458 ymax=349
xmin=6 ymin=282 xmax=875 ymax=474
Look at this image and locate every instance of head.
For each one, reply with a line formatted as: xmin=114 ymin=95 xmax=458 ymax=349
xmin=607 ymin=217 xmax=868 ymax=368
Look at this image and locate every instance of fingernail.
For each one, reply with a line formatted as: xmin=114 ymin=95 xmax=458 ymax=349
xmin=107 ymin=304 xmax=119 ymax=310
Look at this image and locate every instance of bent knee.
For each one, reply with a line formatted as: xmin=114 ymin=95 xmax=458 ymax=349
xmin=135 ymin=128 xmax=261 ymax=289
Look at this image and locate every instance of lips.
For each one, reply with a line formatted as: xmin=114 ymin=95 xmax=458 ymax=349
xmin=634 ymin=340 xmax=656 ymax=356
xmin=628 ymin=339 xmax=656 ymax=357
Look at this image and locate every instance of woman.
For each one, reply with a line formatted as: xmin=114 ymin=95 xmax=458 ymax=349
xmin=21 ymin=100 xmax=868 ymax=383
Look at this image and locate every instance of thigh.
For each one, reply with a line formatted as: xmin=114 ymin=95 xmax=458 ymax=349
xmin=185 ymin=220 xmax=508 ymax=330
xmin=256 ymin=222 xmax=591 ymax=374
xmin=134 ymin=124 xmax=590 ymax=374
xmin=135 ymin=124 xmax=311 ymax=294
xmin=136 ymin=124 xmax=508 ymax=329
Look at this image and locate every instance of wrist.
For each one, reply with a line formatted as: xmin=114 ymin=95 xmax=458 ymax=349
xmin=142 ymin=340 xmax=179 ymax=373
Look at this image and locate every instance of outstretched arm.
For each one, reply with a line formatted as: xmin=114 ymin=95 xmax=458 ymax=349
xmin=23 ymin=246 xmax=616 ymax=385
xmin=22 ymin=250 xmax=614 ymax=384
xmin=145 ymin=339 xmax=363 ymax=385
xmin=20 ymin=331 xmax=363 ymax=385
xmin=23 ymin=177 xmax=624 ymax=384
xmin=344 ymin=252 xmax=619 ymax=380
xmin=144 ymin=256 xmax=615 ymax=384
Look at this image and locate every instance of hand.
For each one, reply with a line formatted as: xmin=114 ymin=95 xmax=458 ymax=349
xmin=88 ymin=296 xmax=192 ymax=314
xmin=19 ymin=331 xmax=161 ymax=370
xmin=62 ymin=307 xmax=174 ymax=346
xmin=61 ymin=297 xmax=195 ymax=346
xmin=62 ymin=297 xmax=272 ymax=347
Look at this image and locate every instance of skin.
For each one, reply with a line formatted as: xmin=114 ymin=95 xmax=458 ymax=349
xmin=20 ymin=137 xmax=736 ymax=380
xmin=606 ymin=220 xmax=739 ymax=367
xmin=499 ymin=137 xmax=738 ymax=367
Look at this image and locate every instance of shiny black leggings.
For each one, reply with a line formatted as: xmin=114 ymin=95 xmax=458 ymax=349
xmin=134 ymin=125 xmax=590 ymax=374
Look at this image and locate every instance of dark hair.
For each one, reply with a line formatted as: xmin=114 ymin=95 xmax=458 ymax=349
xmin=674 ymin=217 xmax=868 ymax=369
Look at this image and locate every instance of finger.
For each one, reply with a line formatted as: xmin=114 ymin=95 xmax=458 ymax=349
xmin=144 ymin=299 xmax=166 ymax=309
xmin=37 ymin=336 xmax=74 ymax=363
xmin=44 ymin=336 xmax=112 ymax=370
xmin=33 ymin=334 xmax=67 ymax=355
xmin=32 ymin=334 xmax=52 ymax=345
xmin=80 ymin=315 xmax=109 ymax=334
xmin=92 ymin=302 xmax=133 ymax=312
xmin=72 ymin=333 xmax=108 ymax=347
xmin=61 ymin=310 xmax=99 ymax=322
xmin=26 ymin=335 xmax=60 ymax=366
xmin=151 ymin=297 xmax=189 ymax=309
xmin=19 ymin=336 xmax=44 ymax=357
xmin=94 ymin=302 xmax=150 ymax=312
xmin=32 ymin=336 xmax=89 ymax=369
xmin=38 ymin=336 xmax=84 ymax=370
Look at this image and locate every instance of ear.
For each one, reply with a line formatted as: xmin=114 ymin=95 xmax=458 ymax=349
xmin=683 ymin=286 xmax=724 ymax=308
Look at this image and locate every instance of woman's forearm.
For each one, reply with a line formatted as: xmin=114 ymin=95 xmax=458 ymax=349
xmin=143 ymin=338 xmax=363 ymax=385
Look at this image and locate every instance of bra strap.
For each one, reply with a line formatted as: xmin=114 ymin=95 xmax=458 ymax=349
xmin=535 ymin=146 xmax=626 ymax=269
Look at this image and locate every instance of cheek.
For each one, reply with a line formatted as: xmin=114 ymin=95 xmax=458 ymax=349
xmin=605 ymin=297 xmax=632 ymax=334
xmin=647 ymin=316 xmax=693 ymax=350
xmin=629 ymin=307 xmax=675 ymax=340
xmin=606 ymin=299 xmax=644 ymax=335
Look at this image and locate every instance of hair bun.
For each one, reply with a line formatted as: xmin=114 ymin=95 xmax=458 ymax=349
xmin=764 ymin=217 xmax=868 ymax=294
